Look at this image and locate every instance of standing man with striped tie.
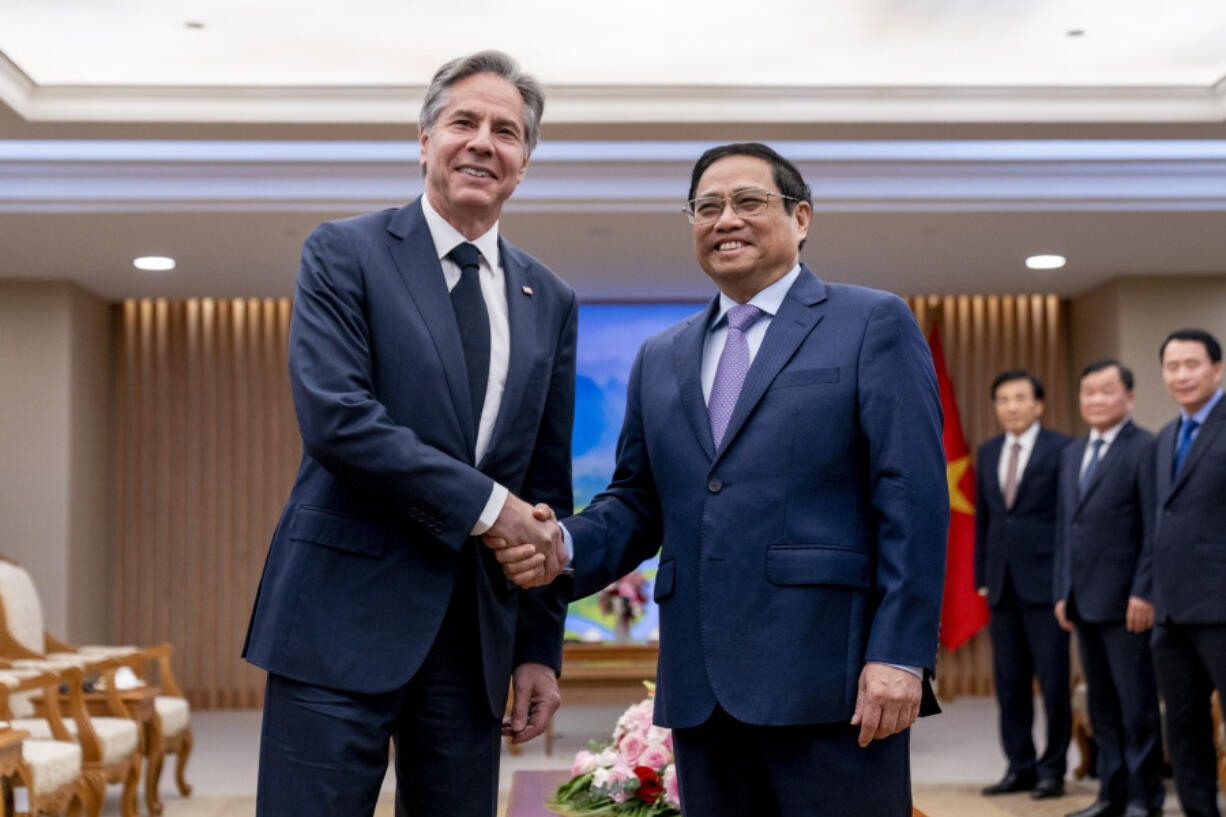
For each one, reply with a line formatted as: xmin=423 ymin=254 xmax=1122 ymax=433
xmin=1149 ymin=328 xmax=1226 ymax=817
xmin=976 ymin=370 xmax=1073 ymax=800
xmin=1053 ymin=360 xmax=1163 ymax=817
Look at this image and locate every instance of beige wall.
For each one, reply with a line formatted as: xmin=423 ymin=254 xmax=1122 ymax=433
xmin=0 ymin=281 xmax=111 ymax=643
xmin=1070 ymin=274 xmax=1226 ymax=435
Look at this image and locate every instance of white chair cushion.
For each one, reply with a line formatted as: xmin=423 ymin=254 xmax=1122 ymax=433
xmin=77 ymin=645 xmax=139 ymax=658
xmin=155 ymin=696 xmax=190 ymax=737
xmin=0 ymin=562 xmax=45 ymax=653
xmin=14 ymin=716 xmax=139 ymax=766
xmin=20 ymin=739 xmax=81 ymax=795
xmin=0 ymin=667 xmax=46 ymax=718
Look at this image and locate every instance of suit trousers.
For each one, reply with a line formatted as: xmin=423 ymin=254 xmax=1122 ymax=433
xmin=989 ymin=579 xmax=1072 ymax=780
xmin=1151 ymin=622 xmax=1226 ymax=817
xmin=671 ymin=704 xmax=911 ymax=817
xmin=1075 ymin=619 xmax=1164 ymax=810
xmin=256 ymin=544 xmax=501 ymax=817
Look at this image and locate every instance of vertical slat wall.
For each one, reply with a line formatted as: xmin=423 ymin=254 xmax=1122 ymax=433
xmin=113 ymin=293 xmax=1066 ymax=708
xmin=113 ymin=298 xmax=298 ymax=709
xmin=907 ymin=294 xmax=1069 ymax=698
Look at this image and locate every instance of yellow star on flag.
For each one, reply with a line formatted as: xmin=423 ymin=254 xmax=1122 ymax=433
xmin=946 ymin=455 xmax=974 ymax=515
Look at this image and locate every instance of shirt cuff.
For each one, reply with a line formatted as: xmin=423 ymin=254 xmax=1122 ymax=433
xmin=470 ymin=482 xmax=509 ymax=536
xmin=884 ymin=663 xmax=922 ymax=679
xmin=560 ymin=521 xmax=574 ymax=567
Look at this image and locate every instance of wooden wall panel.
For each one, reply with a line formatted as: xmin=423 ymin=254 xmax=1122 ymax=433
xmin=113 ymin=298 xmax=299 ymax=709
xmin=113 ymin=293 xmax=1066 ymax=707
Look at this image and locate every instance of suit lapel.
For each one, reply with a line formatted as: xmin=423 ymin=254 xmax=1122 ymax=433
xmin=1169 ymin=398 xmax=1226 ymax=499
xmin=480 ymin=239 xmax=539 ymax=467
xmin=1075 ymin=422 xmax=1132 ymax=511
xmin=1012 ymin=429 xmax=1050 ymax=510
xmin=715 ymin=269 xmax=826 ymax=460
xmin=1157 ymin=422 xmax=1176 ymax=504
xmin=1066 ymin=437 xmax=1088 ymax=513
xmin=385 ymin=199 xmax=476 ymax=457
xmin=671 ymin=299 xmax=720 ymax=462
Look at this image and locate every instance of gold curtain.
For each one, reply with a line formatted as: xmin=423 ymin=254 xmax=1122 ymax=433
xmin=112 ymin=293 xmax=1066 ymax=707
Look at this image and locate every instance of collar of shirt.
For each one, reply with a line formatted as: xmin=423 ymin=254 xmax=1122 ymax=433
xmin=1090 ymin=417 xmax=1129 ymax=446
xmin=709 ymin=264 xmax=801 ymax=331
xmin=420 ymin=192 xmax=501 ymax=274
xmin=1005 ymin=420 xmax=1041 ymax=453
xmin=1180 ymin=387 xmax=1224 ymax=426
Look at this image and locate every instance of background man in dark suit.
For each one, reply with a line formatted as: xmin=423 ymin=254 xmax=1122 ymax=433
xmin=1150 ymin=328 xmax=1226 ymax=817
xmin=976 ymin=370 xmax=1073 ymax=799
xmin=1053 ymin=360 xmax=1163 ymax=817
xmin=243 ymin=52 xmax=577 ymax=817
xmin=495 ymin=142 xmax=948 ymax=817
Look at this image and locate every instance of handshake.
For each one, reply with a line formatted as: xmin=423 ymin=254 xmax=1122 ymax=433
xmin=482 ymin=493 xmax=568 ymax=588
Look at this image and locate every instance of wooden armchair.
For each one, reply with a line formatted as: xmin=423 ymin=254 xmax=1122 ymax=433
xmin=0 ymin=667 xmax=87 ymax=817
xmin=0 ymin=558 xmax=190 ymax=815
xmin=4 ymin=662 xmax=141 ymax=817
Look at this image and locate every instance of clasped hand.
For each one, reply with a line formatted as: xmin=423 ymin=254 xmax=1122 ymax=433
xmin=482 ymin=496 xmax=566 ymax=588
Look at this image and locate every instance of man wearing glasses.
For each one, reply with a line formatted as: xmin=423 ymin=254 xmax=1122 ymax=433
xmin=489 ymin=143 xmax=948 ymax=816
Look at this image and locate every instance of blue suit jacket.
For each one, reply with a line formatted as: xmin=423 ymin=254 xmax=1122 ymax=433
xmin=975 ymin=427 xmax=1072 ymax=606
xmin=1151 ymin=397 xmax=1226 ymax=624
xmin=1052 ymin=421 xmax=1156 ymax=622
xmin=566 ymin=268 xmax=948 ymax=729
xmin=243 ymin=198 xmax=577 ymax=715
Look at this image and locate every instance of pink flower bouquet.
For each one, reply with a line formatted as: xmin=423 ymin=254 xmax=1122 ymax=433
xmin=549 ymin=684 xmax=681 ymax=816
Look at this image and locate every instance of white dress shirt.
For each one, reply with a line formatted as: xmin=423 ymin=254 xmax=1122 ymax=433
xmin=1079 ymin=418 xmax=1128 ymax=481
xmin=420 ymin=193 xmax=509 ymax=534
xmin=998 ymin=420 xmax=1041 ymax=494
xmin=700 ymin=265 xmax=801 ymax=403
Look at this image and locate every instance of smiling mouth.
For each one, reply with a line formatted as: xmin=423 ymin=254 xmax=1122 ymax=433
xmin=716 ymin=241 xmax=748 ymax=251
xmin=459 ymin=167 xmax=493 ymax=179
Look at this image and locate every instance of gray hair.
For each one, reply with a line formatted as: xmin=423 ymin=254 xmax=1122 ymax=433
xmin=418 ymin=50 xmax=545 ymax=157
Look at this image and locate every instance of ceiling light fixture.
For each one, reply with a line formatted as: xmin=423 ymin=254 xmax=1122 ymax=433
xmin=134 ymin=256 xmax=176 ymax=271
xmin=1025 ymin=254 xmax=1066 ymax=270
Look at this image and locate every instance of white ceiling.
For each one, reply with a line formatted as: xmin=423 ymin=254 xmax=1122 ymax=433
xmin=2 ymin=0 xmax=1226 ymax=301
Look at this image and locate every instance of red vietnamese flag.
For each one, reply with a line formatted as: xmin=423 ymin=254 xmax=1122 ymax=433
xmin=929 ymin=326 xmax=988 ymax=649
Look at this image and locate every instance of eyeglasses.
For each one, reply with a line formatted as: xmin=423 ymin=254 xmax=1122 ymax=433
xmin=682 ymin=189 xmax=799 ymax=224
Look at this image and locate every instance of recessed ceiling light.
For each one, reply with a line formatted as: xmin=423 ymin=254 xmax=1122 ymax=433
xmin=1025 ymin=254 xmax=1066 ymax=270
xmin=134 ymin=256 xmax=176 ymax=271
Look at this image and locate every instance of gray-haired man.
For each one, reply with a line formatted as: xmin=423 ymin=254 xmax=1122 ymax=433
xmin=244 ymin=51 xmax=576 ymax=817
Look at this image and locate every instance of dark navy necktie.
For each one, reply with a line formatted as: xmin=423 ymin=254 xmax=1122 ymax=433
xmin=447 ymin=243 xmax=490 ymax=434
xmin=1079 ymin=438 xmax=1104 ymax=496
xmin=1172 ymin=417 xmax=1199 ymax=478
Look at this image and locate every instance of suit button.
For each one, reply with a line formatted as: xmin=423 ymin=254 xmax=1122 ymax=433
xmin=707 ymin=478 xmax=723 ymax=493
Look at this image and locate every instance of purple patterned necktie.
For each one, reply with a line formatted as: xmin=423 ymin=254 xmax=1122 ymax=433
xmin=708 ymin=304 xmax=764 ymax=448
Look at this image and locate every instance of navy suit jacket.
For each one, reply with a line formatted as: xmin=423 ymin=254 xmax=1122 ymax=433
xmin=566 ymin=268 xmax=949 ymax=730
xmin=975 ymin=427 xmax=1073 ymax=606
xmin=1151 ymin=397 xmax=1226 ymax=624
xmin=243 ymin=198 xmax=577 ymax=716
xmin=1052 ymin=421 xmax=1156 ymax=622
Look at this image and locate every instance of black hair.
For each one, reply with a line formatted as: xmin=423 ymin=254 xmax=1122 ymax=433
xmin=1080 ymin=359 xmax=1134 ymax=391
xmin=1159 ymin=328 xmax=1222 ymax=364
xmin=991 ymin=369 xmax=1044 ymax=400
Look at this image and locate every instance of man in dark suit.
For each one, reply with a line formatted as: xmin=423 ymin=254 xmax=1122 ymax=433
xmin=494 ymin=142 xmax=948 ymax=816
xmin=976 ymin=370 xmax=1073 ymax=799
xmin=1053 ymin=360 xmax=1163 ymax=817
xmin=1149 ymin=328 xmax=1226 ymax=817
xmin=243 ymin=51 xmax=577 ymax=817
